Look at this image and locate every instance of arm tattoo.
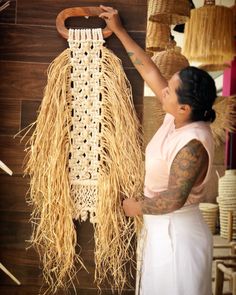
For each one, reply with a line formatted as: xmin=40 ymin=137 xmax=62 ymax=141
xmin=141 ymin=139 xmax=208 ymax=215
xmin=127 ymin=51 xmax=144 ymax=66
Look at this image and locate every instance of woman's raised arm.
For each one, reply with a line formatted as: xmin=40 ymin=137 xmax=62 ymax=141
xmin=99 ymin=5 xmax=167 ymax=103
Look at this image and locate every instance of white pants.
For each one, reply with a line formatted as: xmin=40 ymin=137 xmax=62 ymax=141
xmin=136 ymin=205 xmax=213 ymax=295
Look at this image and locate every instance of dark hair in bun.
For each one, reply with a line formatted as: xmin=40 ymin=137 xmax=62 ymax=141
xmin=176 ymin=66 xmax=217 ymax=122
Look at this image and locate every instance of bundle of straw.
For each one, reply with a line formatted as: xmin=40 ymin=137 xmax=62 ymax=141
xmin=24 ymin=28 xmax=144 ymax=294
xmin=95 ymin=46 xmax=144 ymax=292
xmin=183 ymin=0 xmax=235 ymax=64
xmin=24 ymin=49 xmax=82 ymax=294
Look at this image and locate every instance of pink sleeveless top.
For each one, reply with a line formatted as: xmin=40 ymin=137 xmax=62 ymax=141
xmin=144 ymin=113 xmax=215 ymax=206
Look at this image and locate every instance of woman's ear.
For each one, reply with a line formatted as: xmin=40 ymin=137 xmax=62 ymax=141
xmin=178 ymin=104 xmax=191 ymax=115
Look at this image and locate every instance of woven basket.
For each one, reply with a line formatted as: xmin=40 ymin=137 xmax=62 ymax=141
xmin=151 ymin=46 xmax=189 ymax=80
xmin=148 ymin=0 xmax=190 ymax=25
xmin=217 ymin=170 xmax=236 ymax=240
xmin=199 ymin=203 xmax=219 ymax=234
xmin=146 ymin=22 xmax=175 ymax=52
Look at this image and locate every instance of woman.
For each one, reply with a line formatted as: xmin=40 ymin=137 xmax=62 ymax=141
xmin=100 ymin=5 xmax=216 ymax=295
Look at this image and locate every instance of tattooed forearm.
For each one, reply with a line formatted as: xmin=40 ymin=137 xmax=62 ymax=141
xmin=127 ymin=51 xmax=144 ymax=65
xmin=141 ymin=139 xmax=208 ymax=215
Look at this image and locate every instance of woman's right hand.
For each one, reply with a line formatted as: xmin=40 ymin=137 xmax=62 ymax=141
xmin=99 ymin=5 xmax=124 ymax=35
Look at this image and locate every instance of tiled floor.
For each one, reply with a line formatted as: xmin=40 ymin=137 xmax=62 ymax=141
xmin=212 ymin=235 xmax=235 ymax=295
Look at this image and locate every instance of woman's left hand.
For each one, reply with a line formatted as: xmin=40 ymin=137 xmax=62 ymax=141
xmin=122 ymin=199 xmax=142 ymax=217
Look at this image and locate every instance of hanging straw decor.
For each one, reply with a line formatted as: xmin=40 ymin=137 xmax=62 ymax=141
xmin=183 ymin=0 xmax=235 ymax=64
xmin=199 ymin=63 xmax=231 ymax=72
xmin=24 ymin=28 xmax=144 ymax=294
xmin=146 ymin=21 xmax=176 ymax=53
xmin=217 ymin=170 xmax=236 ymax=240
xmin=151 ymin=46 xmax=189 ymax=80
xmin=211 ymin=95 xmax=236 ymax=146
xmin=24 ymin=48 xmax=81 ymax=294
xmin=148 ymin=0 xmax=190 ymax=25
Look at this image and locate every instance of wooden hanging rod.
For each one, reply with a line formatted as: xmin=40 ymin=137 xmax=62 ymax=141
xmin=56 ymin=7 xmax=113 ymax=39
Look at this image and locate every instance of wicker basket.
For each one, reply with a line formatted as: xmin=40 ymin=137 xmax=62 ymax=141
xmin=148 ymin=0 xmax=190 ymax=25
xmin=199 ymin=203 xmax=219 ymax=234
xmin=151 ymin=46 xmax=189 ymax=80
xmin=146 ymin=22 xmax=175 ymax=53
xmin=217 ymin=170 xmax=236 ymax=240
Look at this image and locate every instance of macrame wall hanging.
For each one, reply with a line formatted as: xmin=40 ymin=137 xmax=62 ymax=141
xmin=23 ymin=7 xmax=144 ymax=295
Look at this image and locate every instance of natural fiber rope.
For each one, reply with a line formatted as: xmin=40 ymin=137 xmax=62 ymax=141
xmin=68 ymin=28 xmax=104 ymax=222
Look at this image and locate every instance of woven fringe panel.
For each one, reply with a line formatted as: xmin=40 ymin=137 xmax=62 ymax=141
xmin=151 ymin=47 xmax=189 ymax=80
xmin=94 ymin=46 xmax=144 ymax=293
xmin=217 ymin=170 xmax=236 ymax=240
xmin=68 ymin=29 xmax=104 ymax=222
xmin=148 ymin=0 xmax=190 ymax=25
xmin=24 ymin=49 xmax=83 ymax=294
xmin=183 ymin=5 xmax=235 ymax=64
xmin=146 ymin=21 xmax=175 ymax=53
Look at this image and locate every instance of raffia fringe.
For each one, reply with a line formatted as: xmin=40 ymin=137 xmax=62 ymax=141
xmin=24 ymin=49 xmax=83 ymax=294
xmin=94 ymin=45 xmax=144 ymax=293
